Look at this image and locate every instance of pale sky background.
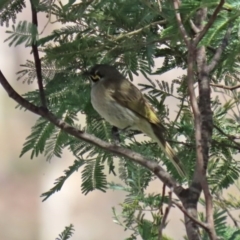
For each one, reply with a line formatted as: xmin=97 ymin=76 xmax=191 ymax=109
xmin=0 ymin=1 xmax=239 ymax=240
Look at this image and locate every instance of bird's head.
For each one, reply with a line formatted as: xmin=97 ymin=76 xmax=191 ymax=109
xmin=86 ymin=64 xmax=124 ymax=84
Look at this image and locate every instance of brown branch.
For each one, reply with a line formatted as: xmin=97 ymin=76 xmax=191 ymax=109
xmin=0 ymin=70 xmax=185 ymax=198
xmin=159 ymin=190 xmax=173 ymax=240
xmin=207 ymin=23 xmax=233 ymax=72
xmin=194 ymin=0 xmax=225 ymax=45
xmin=172 ymin=200 xmax=209 ymax=231
xmin=187 ymin=46 xmax=203 ymax=177
xmin=173 ymin=0 xmax=190 ymax=47
xmin=185 ymin=42 xmax=204 ymax=240
xmin=159 ymin=184 xmax=166 ymax=215
xmin=210 ymin=83 xmax=240 ymax=91
xmin=30 ymin=0 xmax=47 ymax=108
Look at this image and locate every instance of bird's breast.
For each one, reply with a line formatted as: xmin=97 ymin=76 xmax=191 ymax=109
xmin=91 ymin=83 xmax=139 ymax=129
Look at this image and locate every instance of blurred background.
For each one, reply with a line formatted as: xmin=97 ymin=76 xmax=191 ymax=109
xmin=1 ymin=2 xmax=238 ymax=240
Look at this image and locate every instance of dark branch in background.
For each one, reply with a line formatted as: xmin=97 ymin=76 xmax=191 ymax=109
xmin=0 ymin=70 xmax=185 ymax=199
xmin=207 ymin=23 xmax=233 ymax=72
xmin=194 ymin=0 xmax=225 ymax=45
xmin=30 ymin=0 xmax=47 ymax=108
xmin=158 ymin=190 xmax=173 ymax=240
xmin=159 ymin=184 xmax=166 ymax=215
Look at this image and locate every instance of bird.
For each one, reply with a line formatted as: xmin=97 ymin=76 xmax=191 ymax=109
xmin=87 ymin=64 xmax=185 ymax=177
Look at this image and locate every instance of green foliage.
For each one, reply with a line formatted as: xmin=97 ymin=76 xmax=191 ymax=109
xmin=5 ymin=20 xmax=38 ymax=46
xmin=111 ymin=190 xmax=171 ymax=240
xmin=0 ymin=0 xmax=25 ymax=27
xmin=3 ymin=0 xmax=240 ymax=239
xmin=41 ymin=159 xmax=85 ymax=201
xmin=224 ymin=227 xmax=240 ymax=240
xmin=56 ymin=224 xmax=75 ymax=240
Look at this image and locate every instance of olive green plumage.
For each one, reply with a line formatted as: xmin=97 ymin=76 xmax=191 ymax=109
xmin=87 ymin=64 xmax=185 ymax=177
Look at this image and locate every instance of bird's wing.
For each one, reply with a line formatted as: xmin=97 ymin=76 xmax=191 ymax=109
xmin=110 ymin=78 xmax=165 ymax=130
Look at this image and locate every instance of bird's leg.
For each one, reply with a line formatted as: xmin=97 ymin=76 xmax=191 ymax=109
xmin=111 ymin=126 xmax=121 ymax=144
xmin=111 ymin=126 xmax=132 ymax=144
xmin=111 ymin=126 xmax=142 ymax=144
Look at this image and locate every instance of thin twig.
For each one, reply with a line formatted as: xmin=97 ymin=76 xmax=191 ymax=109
xmin=215 ymin=193 xmax=239 ymax=227
xmin=173 ymin=0 xmax=190 ymax=47
xmin=114 ymin=20 xmax=166 ymax=41
xmin=172 ymin=96 xmax=187 ymax=128
xmin=194 ymin=0 xmax=225 ymax=45
xmin=30 ymin=0 xmax=47 ymax=108
xmin=214 ymin=124 xmax=240 ymax=145
xmin=212 ymin=140 xmax=240 ymax=151
xmin=159 ymin=190 xmax=173 ymax=240
xmin=159 ymin=184 xmax=166 ymax=215
xmin=225 ymin=208 xmax=239 ymax=228
xmin=210 ymin=83 xmax=240 ymax=91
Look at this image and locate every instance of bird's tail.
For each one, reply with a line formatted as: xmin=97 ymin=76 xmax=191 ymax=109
xmin=149 ymin=123 xmax=186 ymax=178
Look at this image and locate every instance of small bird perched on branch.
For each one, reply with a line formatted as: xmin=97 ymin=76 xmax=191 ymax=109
xmin=86 ymin=64 xmax=185 ymax=177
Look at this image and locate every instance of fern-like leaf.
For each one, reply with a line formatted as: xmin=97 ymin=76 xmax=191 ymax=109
xmin=41 ymin=159 xmax=85 ymax=201
xmin=56 ymin=224 xmax=75 ymax=240
xmin=81 ymin=157 xmax=107 ymax=194
xmin=4 ymin=20 xmax=38 ymax=46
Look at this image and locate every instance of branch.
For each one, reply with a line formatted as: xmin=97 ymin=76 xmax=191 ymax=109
xmin=30 ymin=0 xmax=47 ymax=108
xmin=207 ymin=23 xmax=232 ymax=72
xmin=0 ymin=70 xmax=185 ymax=198
xmin=114 ymin=20 xmax=166 ymax=41
xmin=173 ymin=0 xmax=190 ymax=47
xmin=212 ymin=140 xmax=240 ymax=151
xmin=172 ymin=200 xmax=209 ymax=231
xmin=189 ymin=19 xmax=200 ymax=33
xmin=181 ymin=41 xmax=206 ymax=240
xmin=194 ymin=0 xmax=225 ymax=45
xmin=210 ymin=83 xmax=240 ymax=91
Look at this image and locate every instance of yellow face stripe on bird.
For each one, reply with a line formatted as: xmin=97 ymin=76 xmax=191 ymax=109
xmin=90 ymin=74 xmax=100 ymax=82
